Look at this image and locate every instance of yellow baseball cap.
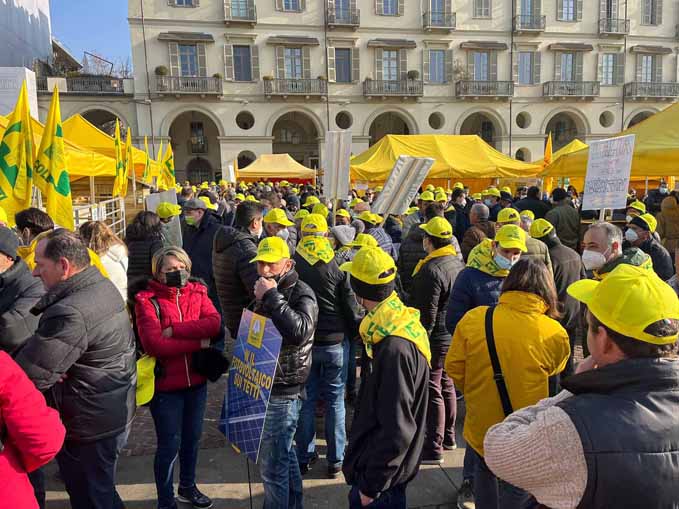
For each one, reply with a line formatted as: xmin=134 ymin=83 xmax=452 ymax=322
xmin=245 ymin=195 xmax=259 ymax=202
xmin=472 ymin=193 xmax=482 ymax=200
xmin=335 ymin=209 xmax=351 ymax=219
xmin=628 ymin=200 xmax=646 ymax=214
xmin=235 ymin=193 xmax=245 ymax=201
xmin=406 ymin=206 xmax=419 ymax=215
xmin=210 ymin=181 xmax=217 ymax=186
xmin=568 ymin=264 xmax=679 ymax=345
xmin=250 ymin=236 xmax=291 ymax=263
xmin=303 ymin=196 xmax=321 ymax=208
xmin=312 ymin=203 xmax=329 ymax=217
xmin=280 ymin=180 xmax=289 ymax=187
xmin=291 ymin=188 xmax=299 ymax=195
xmin=340 ymin=246 xmax=397 ymax=285
xmin=200 ymin=183 xmax=209 ymax=190
xmin=435 ymin=192 xmax=448 ymax=202
xmin=301 ymin=213 xmax=328 ymax=233
xmin=157 ymin=202 xmax=182 ymax=219
xmin=419 ymin=217 xmax=453 ymax=239
xmin=520 ymin=210 xmax=535 ymax=221
xmin=530 ymin=218 xmax=554 ymax=239
xmin=264 ymin=208 xmax=294 ymax=227
xmin=219 ymin=179 xmax=227 ymax=186
xmin=454 ymin=182 xmax=464 ymax=190
xmin=358 ymin=211 xmax=382 ymax=225
xmin=349 ymin=198 xmax=364 ymax=208
xmin=501 ymin=186 xmax=512 ymax=195
xmin=425 ymin=184 xmax=435 ymax=192
xmin=420 ymin=191 xmax=435 ymax=202
xmin=375 ymin=185 xmax=384 ymax=192
xmin=435 ymin=187 xmax=445 ymax=195
xmin=495 ymin=224 xmax=527 ymax=252
xmin=630 ymin=213 xmax=658 ymax=233
xmin=294 ymin=209 xmax=310 ymax=220
xmin=348 ymin=233 xmax=379 ymax=248
xmin=497 ymin=208 xmax=520 ymax=224
xmin=198 ymin=196 xmax=217 ymax=210
xmin=484 ymin=187 xmax=501 ymax=198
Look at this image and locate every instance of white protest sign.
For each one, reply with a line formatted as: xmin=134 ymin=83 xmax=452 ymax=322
xmin=582 ymin=135 xmax=635 ymax=211
xmin=322 ymin=131 xmax=352 ymax=201
xmin=371 ymin=156 xmax=435 ymax=216
xmin=145 ymin=189 xmax=183 ymax=247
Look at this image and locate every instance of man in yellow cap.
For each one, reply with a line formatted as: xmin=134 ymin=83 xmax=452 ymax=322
xmin=293 ymin=214 xmax=362 ymax=478
xmin=496 ymin=208 xmax=553 ymax=274
xmin=249 ymin=236 xmax=318 ymax=509
xmin=483 ymin=188 xmax=502 ymax=222
xmin=340 ymin=246 xmax=430 ymax=508
xmin=410 ymin=217 xmax=464 ymax=464
xmin=402 ymin=190 xmax=436 ymax=238
xmin=335 ymin=208 xmax=352 ymax=226
xmin=626 ymin=213 xmax=673 ymax=281
xmin=303 ymin=195 xmax=321 ymax=210
xmin=485 ymin=264 xmax=679 ymax=508
xmin=625 ymin=199 xmax=646 ymax=223
xmin=264 ymin=208 xmax=297 ymax=254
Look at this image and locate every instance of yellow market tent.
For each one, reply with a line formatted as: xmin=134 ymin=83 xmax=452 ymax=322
xmin=542 ymin=103 xmax=679 ymax=178
xmin=63 ymin=114 xmax=160 ymax=178
xmin=237 ymin=154 xmax=316 ymax=182
xmin=350 ymin=134 xmax=543 ymax=183
xmin=533 ymin=139 xmax=588 ymax=166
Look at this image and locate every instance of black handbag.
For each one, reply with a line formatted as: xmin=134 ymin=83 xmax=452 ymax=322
xmin=191 ymin=347 xmax=230 ymax=382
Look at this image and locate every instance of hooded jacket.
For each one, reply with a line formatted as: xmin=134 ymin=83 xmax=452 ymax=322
xmin=657 ymin=196 xmax=679 ymax=255
xmin=126 ymin=236 xmax=164 ymax=300
xmin=213 ymin=226 xmax=260 ymax=336
xmin=0 ymin=258 xmax=44 ymax=354
xmin=134 ymin=280 xmax=222 ymax=392
xmin=15 ymin=266 xmax=136 ymax=443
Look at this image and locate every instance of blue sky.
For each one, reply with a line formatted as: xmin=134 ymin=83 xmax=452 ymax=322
xmin=50 ymin=0 xmax=131 ymax=65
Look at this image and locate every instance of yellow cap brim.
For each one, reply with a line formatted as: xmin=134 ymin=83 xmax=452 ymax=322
xmin=250 ymin=254 xmax=286 ymax=263
xmin=567 ymin=279 xmax=598 ymax=305
xmin=266 ymin=218 xmax=294 ymax=227
xmin=339 ymin=261 xmax=353 ymax=273
xmin=497 ymin=239 xmax=528 ymax=253
xmin=419 ymin=224 xmax=452 ymax=239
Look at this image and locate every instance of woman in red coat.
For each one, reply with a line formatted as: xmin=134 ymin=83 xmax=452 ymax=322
xmin=0 ymin=351 xmax=65 ymax=509
xmin=135 ymin=246 xmax=221 ymax=509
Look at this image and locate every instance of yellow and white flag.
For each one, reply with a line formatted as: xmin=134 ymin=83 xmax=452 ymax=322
xmin=142 ymin=136 xmax=152 ymax=184
xmin=34 ymin=86 xmax=74 ymax=230
xmin=0 ymin=82 xmax=35 ymax=226
xmin=122 ymin=126 xmax=133 ymax=197
xmin=112 ymin=119 xmax=125 ymax=197
xmin=160 ymin=143 xmax=176 ymax=190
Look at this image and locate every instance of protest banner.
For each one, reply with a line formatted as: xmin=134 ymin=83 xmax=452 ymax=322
xmin=145 ymin=188 xmax=182 ymax=247
xmin=582 ymin=134 xmax=635 ymax=212
xmin=221 ymin=310 xmax=283 ymax=463
xmin=323 ymin=131 xmax=352 ymax=202
xmin=371 ymin=156 xmax=435 ymax=216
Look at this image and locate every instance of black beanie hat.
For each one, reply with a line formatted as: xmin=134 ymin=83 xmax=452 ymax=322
xmin=350 ymin=277 xmax=395 ymax=303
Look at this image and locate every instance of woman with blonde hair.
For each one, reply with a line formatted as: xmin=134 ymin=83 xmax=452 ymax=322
xmin=79 ymin=220 xmax=128 ymax=300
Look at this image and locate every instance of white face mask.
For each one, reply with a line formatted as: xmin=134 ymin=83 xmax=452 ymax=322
xmin=581 ymin=249 xmax=608 ymax=271
xmin=625 ymin=215 xmax=633 ymax=224
xmin=625 ymin=228 xmax=639 ymax=243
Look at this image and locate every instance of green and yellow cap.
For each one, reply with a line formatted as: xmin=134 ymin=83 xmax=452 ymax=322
xmin=294 ymin=209 xmax=310 ymax=220
xmin=520 ymin=210 xmax=535 ymax=221
xmin=340 ymin=246 xmax=396 ymax=285
xmin=435 ymin=192 xmax=448 ymax=202
xmin=358 ymin=211 xmax=383 ymax=225
xmin=627 ymin=200 xmax=646 ymax=214
xmin=312 ymin=203 xmax=329 ymax=217
xmin=264 ymin=208 xmax=294 ymax=227
xmin=303 ymin=196 xmax=321 ymax=208
xmin=484 ymin=187 xmax=501 ymax=198
xmin=250 ymin=236 xmax=291 ymax=263
xmin=495 ymin=224 xmax=527 ymax=252
xmin=157 ymin=202 xmax=182 ymax=219
xmin=530 ymin=218 xmax=555 ymax=239
xmin=301 ymin=213 xmax=329 ymax=233
xmin=497 ymin=208 xmax=520 ymax=224
xmin=348 ymin=233 xmax=378 ymax=248
xmin=198 ymin=196 xmax=218 ymax=210
xmin=349 ymin=198 xmax=364 ymax=208
xmin=335 ymin=209 xmax=351 ymax=219
xmin=419 ymin=217 xmax=453 ymax=239
xmin=419 ymin=191 xmax=435 ymax=202
xmin=630 ymin=213 xmax=658 ymax=233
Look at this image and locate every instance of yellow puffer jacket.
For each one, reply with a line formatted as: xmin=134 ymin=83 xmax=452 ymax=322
xmin=445 ymin=291 xmax=570 ymax=457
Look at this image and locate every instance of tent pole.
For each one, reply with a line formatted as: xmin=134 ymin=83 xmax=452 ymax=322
xmin=89 ymin=176 xmax=96 ymax=205
xmin=645 ymin=176 xmax=649 ymax=196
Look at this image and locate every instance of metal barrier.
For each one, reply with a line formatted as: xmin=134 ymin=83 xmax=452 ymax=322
xmin=73 ymin=198 xmax=126 ymax=237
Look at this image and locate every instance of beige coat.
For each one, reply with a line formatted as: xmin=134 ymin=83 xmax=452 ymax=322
xmin=657 ymin=196 xmax=679 ymax=255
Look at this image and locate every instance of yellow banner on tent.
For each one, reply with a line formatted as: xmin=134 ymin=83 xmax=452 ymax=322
xmin=112 ymin=119 xmax=125 ymax=197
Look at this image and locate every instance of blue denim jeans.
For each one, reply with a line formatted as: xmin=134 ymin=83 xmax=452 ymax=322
xmin=259 ymin=397 xmax=303 ymax=509
xmin=296 ymin=343 xmax=346 ymax=467
xmin=342 ymin=337 xmax=358 ymax=396
xmin=469 ymin=447 xmax=536 ymax=509
xmin=348 ymin=484 xmax=407 ymax=509
xmin=149 ymin=383 xmax=208 ymax=509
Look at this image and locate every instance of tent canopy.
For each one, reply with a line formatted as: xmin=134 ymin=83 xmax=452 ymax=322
xmin=237 ymin=154 xmax=316 ymax=181
xmin=350 ymin=135 xmax=543 ymax=182
xmin=542 ymin=103 xmax=679 ymax=177
xmin=533 ymin=139 xmax=588 ymax=165
xmin=62 ymin=115 xmax=160 ymax=178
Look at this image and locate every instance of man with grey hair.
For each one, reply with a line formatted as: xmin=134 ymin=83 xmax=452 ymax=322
xmin=460 ymin=203 xmax=496 ymax=261
xmin=581 ymin=221 xmax=651 ymax=280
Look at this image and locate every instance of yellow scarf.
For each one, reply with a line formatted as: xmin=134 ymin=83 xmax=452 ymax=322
xmin=359 ymin=292 xmax=431 ymax=366
xmin=412 ymin=244 xmax=458 ymax=276
xmin=466 ymin=238 xmax=509 ymax=277
xmin=296 ymin=236 xmax=335 ymax=265
xmin=18 ymin=232 xmax=110 ymax=278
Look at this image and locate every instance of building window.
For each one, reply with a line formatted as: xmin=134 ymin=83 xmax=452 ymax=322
xmin=179 ymin=44 xmax=198 ymax=76
xmin=278 ymin=127 xmax=302 ymax=144
xmin=284 ymin=47 xmax=303 ymax=79
xmin=640 ymin=54 xmax=654 ymax=82
xmin=233 ymin=45 xmax=252 ymax=81
xmin=190 ymin=122 xmax=207 ymax=154
xmin=382 ymin=49 xmax=399 ymax=81
xmin=232 ymin=0 xmax=249 ymax=17
xmin=473 ymin=51 xmax=489 ymax=81
xmin=559 ymin=0 xmax=575 ymax=20
xmin=601 ymin=53 xmax=615 ymax=85
xmin=283 ymin=0 xmax=301 ymax=11
xmin=474 ymin=0 xmax=491 ymax=18
xmin=335 ymin=48 xmax=352 ymax=83
xmin=642 ymin=0 xmax=660 ymax=24
xmin=560 ymin=52 xmax=575 ymax=81
xmin=429 ymin=50 xmax=446 ymax=83
xmin=383 ymin=0 xmax=398 ymax=15
xmin=518 ymin=52 xmax=534 ymax=85
xmin=481 ymin=121 xmax=494 ymax=144
xmin=175 ymin=0 xmax=194 ymax=6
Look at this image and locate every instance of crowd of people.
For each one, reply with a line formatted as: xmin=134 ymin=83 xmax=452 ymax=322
xmin=0 ymin=176 xmax=678 ymax=509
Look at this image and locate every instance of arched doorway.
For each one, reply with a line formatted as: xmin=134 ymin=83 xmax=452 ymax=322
xmin=272 ymin=112 xmax=320 ymax=169
xmin=168 ymin=111 xmax=221 ymax=183
xmin=369 ymin=112 xmax=410 ymax=146
xmin=545 ymin=112 xmax=584 ymax=152
xmin=238 ymin=150 xmax=256 ymax=169
xmin=627 ymin=111 xmax=654 ymax=128
xmin=460 ymin=112 xmax=500 ymax=149
xmin=81 ymin=109 xmax=126 ymax=136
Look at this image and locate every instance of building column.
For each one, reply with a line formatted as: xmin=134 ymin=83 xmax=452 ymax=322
xmin=351 ymin=135 xmax=371 ymax=158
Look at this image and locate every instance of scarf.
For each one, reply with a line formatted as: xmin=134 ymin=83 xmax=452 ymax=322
xmin=466 ymin=238 xmax=509 ymax=277
xmin=296 ymin=236 xmax=335 ymax=265
xmin=412 ymin=244 xmax=458 ymax=276
xmin=359 ymin=291 xmax=431 ymax=366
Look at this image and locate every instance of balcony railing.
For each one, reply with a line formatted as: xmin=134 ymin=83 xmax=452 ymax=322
xmin=155 ymin=76 xmax=223 ymax=95
xmin=423 ymin=11 xmax=456 ymax=30
xmin=624 ymin=82 xmax=679 ymax=99
xmin=36 ymin=76 xmax=48 ymax=91
xmin=327 ymin=8 xmax=360 ymax=27
xmin=513 ymin=14 xmax=546 ymax=31
xmin=599 ymin=18 xmax=630 ymax=35
xmin=225 ymin=4 xmax=257 ymax=23
xmin=455 ymin=80 xmax=514 ymax=97
xmin=363 ymin=79 xmax=424 ymax=97
xmin=65 ymin=77 xmax=125 ymax=94
xmin=543 ymin=81 xmax=600 ymax=97
xmin=264 ymin=78 xmax=327 ymax=96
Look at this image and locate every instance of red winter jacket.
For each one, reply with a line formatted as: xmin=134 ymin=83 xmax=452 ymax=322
xmin=0 ymin=351 xmax=65 ymax=509
xmin=135 ymin=280 xmax=222 ymax=392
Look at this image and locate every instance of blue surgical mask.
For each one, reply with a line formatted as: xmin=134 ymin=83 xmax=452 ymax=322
xmin=484 ymin=199 xmax=494 ymax=207
xmin=625 ymin=228 xmax=639 ymax=243
xmin=494 ymin=253 xmax=516 ymax=271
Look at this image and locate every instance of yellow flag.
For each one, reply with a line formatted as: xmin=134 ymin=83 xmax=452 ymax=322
xmin=112 ymin=119 xmax=125 ymax=197
xmin=142 ymin=136 xmax=152 ymax=184
xmin=0 ymin=82 xmax=35 ymax=226
xmin=544 ymin=132 xmax=553 ymax=167
xmin=160 ymin=143 xmax=176 ymax=190
xmin=122 ymin=127 xmax=133 ymax=197
xmin=34 ymin=86 xmax=74 ymax=230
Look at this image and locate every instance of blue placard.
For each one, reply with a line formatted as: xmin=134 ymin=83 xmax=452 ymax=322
xmin=219 ymin=310 xmax=283 ymax=463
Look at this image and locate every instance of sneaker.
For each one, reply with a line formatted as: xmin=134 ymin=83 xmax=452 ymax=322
xmin=177 ymin=485 xmax=213 ymax=509
xmin=420 ymin=453 xmax=444 ymax=465
xmin=456 ymin=480 xmax=475 ymax=509
xmin=327 ymin=463 xmax=342 ymax=479
xmin=443 ymin=440 xmax=458 ymax=451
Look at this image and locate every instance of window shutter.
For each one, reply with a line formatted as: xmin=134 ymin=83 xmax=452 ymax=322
xmin=515 ymin=0 xmax=521 ymax=15
xmin=554 ymin=52 xmax=562 ymax=80
xmin=352 ymin=48 xmax=361 ymax=82
xmin=251 ymin=45 xmax=260 ymax=81
xmin=224 ymin=44 xmax=234 ymax=80
xmin=303 ymin=46 xmax=311 ymax=79
xmin=194 ymin=0 xmax=200 ymax=6
xmin=399 ymin=48 xmax=408 ymax=80
xmin=597 ymin=53 xmax=603 ymax=82
xmin=398 ymin=0 xmax=405 ymax=15
xmin=224 ymin=0 xmax=231 ymax=18
xmin=635 ymin=55 xmax=643 ymax=81
xmin=445 ymin=49 xmax=454 ymax=83
xmin=490 ymin=51 xmax=498 ymax=81
xmin=444 ymin=0 xmax=452 ymax=13
xmin=512 ymin=51 xmax=519 ymax=83
xmin=197 ymin=43 xmax=207 ymax=77
xmin=467 ymin=51 xmax=476 ymax=79
xmin=642 ymin=0 xmax=651 ymax=24
xmin=599 ymin=0 xmax=607 ymax=20
xmin=654 ymin=55 xmax=663 ymax=82
xmin=327 ymin=0 xmax=335 ymax=19
xmin=575 ymin=52 xmax=583 ymax=81
xmin=655 ymin=0 xmax=663 ymax=24
xmin=615 ymin=53 xmax=625 ymax=85
xmin=610 ymin=0 xmax=618 ymax=15
xmin=275 ymin=0 xmax=284 ymax=11
xmin=276 ymin=46 xmax=285 ymax=78
xmin=376 ymin=0 xmax=384 ymax=15
xmin=327 ymin=47 xmax=337 ymax=82
xmin=300 ymin=0 xmax=307 ymax=11
xmin=168 ymin=0 xmax=176 ymax=5
xmin=375 ymin=48 xmax=383 ymax=80
xmin=533 ymin=51 xmax=541 ymax=84
xmin=169 ymin=42 xmax=180 ymax=76
xmin=576 ymin=0 xmax=583 ymax=20
xmin=534 ymin=0 xmax=542 ymax=14
xmin=423 ymin=49 xmax=431 ymax=82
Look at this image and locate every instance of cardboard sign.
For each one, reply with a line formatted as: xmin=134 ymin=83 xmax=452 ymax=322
xmin=371 ymin=156 xmax=435 ymax=216
xmin=323 ymin=131 xmax=352 ymax=202
xmin=582 ymin=135 xmax=635 ymax=211
xmin=145 ymin=189 xmax=182 ymax=247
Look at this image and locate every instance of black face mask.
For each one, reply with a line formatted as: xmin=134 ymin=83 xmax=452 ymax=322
xmin=165 ymin=269 xmax=190 ymax=288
